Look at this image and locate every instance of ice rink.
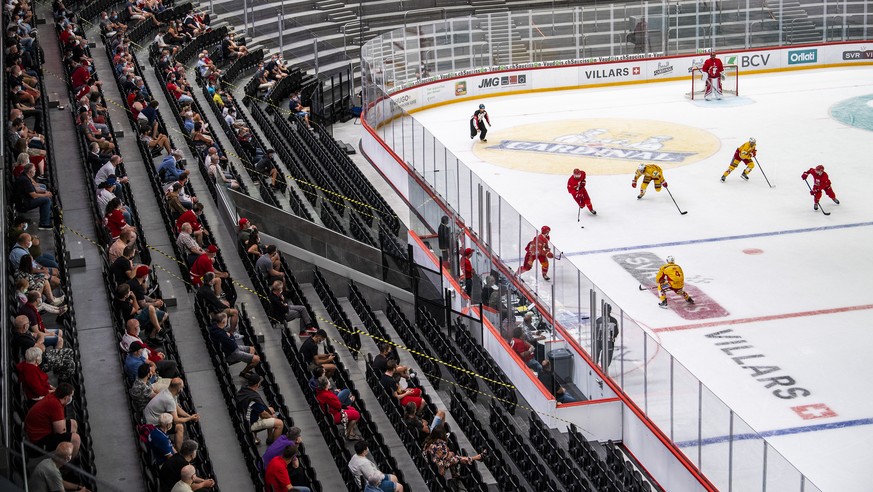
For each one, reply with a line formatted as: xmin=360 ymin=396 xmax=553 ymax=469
xmin=408 ymin=67 xmax=873 ymax=491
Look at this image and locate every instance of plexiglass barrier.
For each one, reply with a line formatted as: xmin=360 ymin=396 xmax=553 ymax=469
xmin=358 ymin=2 xmax=858 ymax=489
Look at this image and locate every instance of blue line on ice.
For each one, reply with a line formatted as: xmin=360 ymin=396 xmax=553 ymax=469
xmin=674 ymin=417 xmax=873 ymax=447
xmin=565 ymin=221 xmax=873 ymax=257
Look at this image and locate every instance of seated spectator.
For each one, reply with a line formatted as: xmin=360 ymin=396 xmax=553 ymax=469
xmin=127 ymin=265 xmax=164 ymax=312
xmin=166 ymin=182 xmax=188 ymax=219
xmin=257 ymin=246 xmax=284 ymax=284
xmin=196 ymin=272 xmax=239 ymax=329
xmin=288 ymin=92 xmax=313 ymax=131
xmin=104 ymin=197 xmax=134 ymax=240
xmin=265 ymin=445 xmax=311 ymax=492
xmin=208 ymin=311 xmax=260 ymax=377
xmin=260 ymin=426 xmax=303 ymax=473
xmin=171 ymin=464 xmax=199 ymax=492
xmin=14 ymin=163 xmax=53 ymax=230
xmin=403 ymin=402 xmax=444 ymax=444
xmin=109 ymin=244 xmax=138 ymax=283
xmin=10 ymin=315 xmax=74 ymax=382
xmin=15 ymin=255 xmax=64 ymax=307
xmin=176 ymin=222 xmax=204 ymax=266
xmin=144 ymin=378 xmax=199 ymax=450
xmin=254 ymin=150 xmax=280 ymax=188
xmin=114 ymin=283 xmax=168 ymax=340
xmin=243 ymin=229 xmax=262 ymax=259
xmin=307 ymin=366 xmax=353 ymax=406
xmin=85 ymin=142 xmax=109 ymax=173
xmin=24 ymin=382 xmax=81 ymax=458
xmin=94 ymin=155 xmax=129 ymax=194
xmin=125 ymin=342 xmax=171 ymax=390
xmin=121 ymin=319 xmax=178 ymax=378
xmin=166 ymin=73 xmax=194 ymax=103
xmin=98 ymin=10 xmax=127 ymax=36
xmin=10 ymin=232 xmax=61 ymax=281
xmin=509 ymin=327 xmax=543 ymax=373
xmin=365 ymin=474 xmax=385 ymax=492
xmin=348 ymin=441 xmax=403 ymax=492
xmin=109 ymin=229 xmax=137 ymax=264
xmin=300 ymin=330 xmax=336 ymax=377
xmin=315 ymin=376 xmax=361 ymax=441
xmin=158 ymin=150 xmax=186 ymax=184
xmin=80 ymin=112 xmax=116 ymax=152
xmin=237 ymin=217 xmax=256 ymax=244
xmin=221 ymin=33 xmax=248 ymax=60
xmin=97 ymin=178 xmax=131 ymax=223
xmin=190 ymin=245 xmax=228 ymax=295
xmin=144 ymin=413 xmax=176 ymax=466
xmin=538 ymin=359 xmax=576 ymax=404
xmin=16 ymin=347 xmax=53 ymax=407
xmin=19 ymin=290 xmax=65 ymax=347
xmin=159 ymin=440 xmax=215 ymax=492
xmin=521 ymin=312 xmax=547 ymax=345
xmin=130 ymin=364 xmax=159 ymax=414
xmin=236 ymin=373 xmax=284 ymax=445
xmin=139 ymin=123 xmax=173 ymax=155
xmin=423 ymin=424 xmax=483 ymax=479
xmin=175 ymin=202 xmax=207 ymax=246
xmin=372 ymin=343 xmax=411 ymax=381
xmin=196 ymin=51 xmax=217 ymax=81
xmin=253 ymin=63 xmax=275 ymax=92
xmin=28 ymin=442 xmax=91 ymax=492
xmin=126 ymin=0 xmax=161 ymax=26
xmin=206 ymin=147 xmax=238 ymax=190
xmin=269 ymin=280 xmax=317 ymax=335
xmin=380 ymin=361 xmax=424 ymax=414
xmin=164 ymin=173 xmax=197 ymax=210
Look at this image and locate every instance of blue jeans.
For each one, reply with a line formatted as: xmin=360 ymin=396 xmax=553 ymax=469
xmin=558 ymin=393 xmax=577 ymax=404
xmin=337 ymin=388 xmax=352 ymax=406
xmin=35 ymin=254 xmax=59 ymax=269
xmin=527 ymin=359 xmax=543 ymax=373
xmin=25 ymin=197 xmax=52 ymax=226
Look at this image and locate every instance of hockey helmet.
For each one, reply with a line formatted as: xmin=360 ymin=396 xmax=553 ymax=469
xmin=749 ymin=137 xmax=756 ymax=145
xmin=573 ymin=168 xmax=582 ymax=176
xmin=709 ymin=51 xmax=716 ymax=58
xmin=815 ymin=164 xmax=825 ymax=172
xmin=478 ymin=104 xmax=485 ymax=109
xmin=665 ymin=256 xmax=675 ymax=264
xmin=637 ymin=163 xmax=646 ymax=173
xmin=464 ymin=247 xmax=474 ymax=256
xmin=541 ymin=226 xmax=551 ymax=235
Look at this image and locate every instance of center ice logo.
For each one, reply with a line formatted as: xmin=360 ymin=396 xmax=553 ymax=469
xmin=472 ymin=119 xmax=721 ymax=175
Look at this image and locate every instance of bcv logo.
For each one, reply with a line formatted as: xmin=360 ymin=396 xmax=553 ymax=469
xmin=788 ymin=49 xmax=817 ymax=65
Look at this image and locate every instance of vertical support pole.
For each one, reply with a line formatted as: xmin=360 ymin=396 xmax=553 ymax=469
xmin=610 ymin=3 xmax=615 ymax=56
xmin=695 ymin=0 xmax=699 ymax=51
xmin=477 ymin=184 xmax=484 ymax=245
xmin=243 ymin=0 xmax=249 ymax=35
xmin=729 ymin=410 xmax=735 ymax=491
xmin=745 ymin=0 xmax=750 ymax=47
xmin=589 ymin=289 xmax=597 ymax=361
xmin=314 ymin=38 xmax=320 ymax=75
xmin=643 ymin=333 xmax=648 ymax=413
xmin=697 ymin=380 xmax=703 ymax=468
xmin=488 ymin=13 xmax=494 ymax=65
xmin=762 ymin=441 xmax=768 ymax=491
xmin=778 ymin=0 xmax=784 ymax=45
xmin=577 ymin=270 xmax=582 ymax=343
xmin=469 ymin=17 xmax=474 ymax=70
xmin=823 ymin=0 xmax=828 ymax=42
xmin=574 ymin=7 xmax=580 ymax=59
xmin=842 ymin=0 xmax=847 ymax=40
xmin=279 ymin=13 xmax=284 ymax=55
xmin=529 ymin=10 xmax=533 ymax=63
xmin=669 ymin=357 xmax=674 ymax=440
xmin=507 ymin=11 xmax=512 ymax=66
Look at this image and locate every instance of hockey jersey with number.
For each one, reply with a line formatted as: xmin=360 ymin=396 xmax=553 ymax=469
xmin=657 ymin=263 xmax=685 ymax=290
xmin=737 ymin=141 xmax=757 ymax=160
xmin=634 ymin=164 xmax=664 ymax=182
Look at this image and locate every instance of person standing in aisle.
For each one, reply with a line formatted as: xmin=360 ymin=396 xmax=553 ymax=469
xmin=460 ymin=248 xmax=474 ymax=296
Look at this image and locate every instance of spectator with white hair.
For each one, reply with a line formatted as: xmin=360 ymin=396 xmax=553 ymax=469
xmin=16 ymin=347 xmax=53 ymax=407
xmin=171 ymin=464 xmax=197 ymax=492
xmin=146 ymin=413 xmax=177 ymax=466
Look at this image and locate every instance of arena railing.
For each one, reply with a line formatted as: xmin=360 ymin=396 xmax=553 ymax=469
xmin=355 ymin=3 xmax=863 ymax=491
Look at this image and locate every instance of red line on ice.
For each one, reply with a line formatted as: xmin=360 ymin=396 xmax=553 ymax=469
xmin=653 ymin=304 xmax=873 ymax=333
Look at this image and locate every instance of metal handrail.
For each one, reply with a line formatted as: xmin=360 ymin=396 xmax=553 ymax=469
xmin=580 ymin=33 xmax=589 ymax=58
xmin=748 ymin=20 xmax=764 ymax=48
xmin=404 ymin=7 xmax=447 ymax=33
xmin=786 ymin=17 xmax=803 ymax=44
xmin=827 ymin=15 xmax=843 ymax=42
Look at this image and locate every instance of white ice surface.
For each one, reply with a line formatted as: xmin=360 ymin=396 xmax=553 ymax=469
xmin=407 ymin=67 xmax=873 ymax=491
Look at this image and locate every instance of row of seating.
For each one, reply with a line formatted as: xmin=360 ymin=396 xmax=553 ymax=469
xmin=383 ymin=296 xmax=442 ymax=389
xmin=448 ymin=389 xmax=525 ymax=491
xmin=568 ymin=424 xmax=656 ymax=492
xmin=489 ymin=401 xmax=560 ymax=491
xmin=451 ymin=316 xmax=518 ymax=412
xmin=528 ymin=413 xmax=593 ymax=491
xmin=416 ymin=308 xmax=480 ymax=401
xmin=309 ymin=269 xmax=412 ymax=490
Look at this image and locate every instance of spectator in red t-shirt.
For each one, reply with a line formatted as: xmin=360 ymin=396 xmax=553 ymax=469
xmin=510 ymin=327 xmax=543 ymax=373
xmin=16 ymin=347 xmax=53 ymax=406
xmin=190 ymin=245 xmax=227 ymax=295
xmin=175 ymin=202 xmax=207 ymax=246
xmin=266 ymin=445 xmax=311 ymax=492
xmin=24 ymin=382 xmax=81 ymax=458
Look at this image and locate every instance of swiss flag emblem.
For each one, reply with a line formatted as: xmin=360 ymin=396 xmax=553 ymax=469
xmin=792 ymin=403 xmax=837 ymax=420
xmin=633 ymin=67 xmax=641 ymax=75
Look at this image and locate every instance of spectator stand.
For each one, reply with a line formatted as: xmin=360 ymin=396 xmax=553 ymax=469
xmin=3 ymin=3 xmax=99 ymax=488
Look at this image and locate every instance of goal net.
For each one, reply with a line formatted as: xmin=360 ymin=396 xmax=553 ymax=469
xmin=687 ymin=64 xmax=739 ymax=100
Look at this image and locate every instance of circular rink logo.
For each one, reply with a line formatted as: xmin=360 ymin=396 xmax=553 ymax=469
xmin=472 ymin=119 xmax=721 ymax=175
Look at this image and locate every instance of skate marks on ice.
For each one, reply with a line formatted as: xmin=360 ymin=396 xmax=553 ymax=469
xmin=612 ymin=252 xmax=729 ymax=320
xmin=690 ymin=96 xmax=756 ymax=108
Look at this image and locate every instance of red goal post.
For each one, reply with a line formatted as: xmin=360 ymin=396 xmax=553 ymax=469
xmin=687 ymin=64 xmax=739 ymax=100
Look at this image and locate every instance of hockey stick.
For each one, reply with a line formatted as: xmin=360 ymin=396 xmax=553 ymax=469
xmin=664 ymin=187 xmax=688 ymax=215
xmin=753 ymin=157 xmax=774 ymax=188
xmin=576 ymin=206 xmax=585 ymax=228
xmin=803 ymin=178 xmax=830 ymax=216
xmin=639 ymin=284 xmax=659 ymax=291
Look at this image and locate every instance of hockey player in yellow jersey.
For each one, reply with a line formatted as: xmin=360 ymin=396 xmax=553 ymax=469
xmin=632 ymin=163 xmax=667 ymax=199
xmin=721 ymin=138 xmax=757 ymax=182
xmin=656 ymin=256 xmax=694 ymax=308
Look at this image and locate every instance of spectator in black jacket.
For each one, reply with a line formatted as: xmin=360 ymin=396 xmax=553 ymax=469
xmin=196 ymin=271 xmax=238 ymax=330
xmin=208 ymin=311 xmax=259 ymax=378
xmin=235 ymin=374 xmax=284 ymax=445
xmin=269 ymin=280 xmax=316 ymax=335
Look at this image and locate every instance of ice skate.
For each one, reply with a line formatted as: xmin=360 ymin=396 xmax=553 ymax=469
xmin=637 ymin=192 xmax=644 ymax=199
xmin=833 ymin=198 xmax=840 ymax=204
xmin=658 ymin=300 xmax=668 ymax=309
xmin=589 ymin=209 xmax=597 ymax=215
xmin=542 ymin=275 xmax=550 ymax=281
xmin=740 ymin=172 xmax=749 ymax=181
xmin=814 ymin=203 xmax=819 ymax=210
xmin=686 ymin=296 xmax=695 ymax=304
xmin=720 ymin=175 xmax=726 ymax=182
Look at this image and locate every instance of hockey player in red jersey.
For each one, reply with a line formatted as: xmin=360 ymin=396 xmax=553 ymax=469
xmin=517 ymin=226 xmax=555 ymax=281
xmin=802 ymin=165 xmax=839 ymax=211
xmin=701 ymin=52 xmax=724 ymax=100
xmin=470 ymin=104 xmax=491 ymax=142
xmin=567 ymin=168 xmax=596 ymax=215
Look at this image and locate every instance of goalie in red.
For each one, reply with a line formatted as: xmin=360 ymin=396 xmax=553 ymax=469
xmin=567 ymin=168 xmax=596 ymax=215
xmin=701 ymin=52 xmax=724 ymax=101
xmin=517 ymin=226 xmax=555 ymax=281
xmin=802 ymin=165 xmax=839 ymax=211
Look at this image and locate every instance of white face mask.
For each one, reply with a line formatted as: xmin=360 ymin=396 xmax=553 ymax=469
xmin=26 ymin=241 xmax=32 ymax=249
xmin=22 ymin=223 xmax=29 ymax=231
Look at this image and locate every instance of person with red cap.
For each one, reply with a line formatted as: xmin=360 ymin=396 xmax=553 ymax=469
xmin=175 ymin=202 xmax=208 ymax=246
xmin=127 ymin=265 xmax=165 ymax=317
xmin=237 ymin=217 xmax=256 ymax=244
xmin=802 ymin=165 xmax=839 ymax=211
xmin=460 ymin=248 xmax=475 ymax=296
xmin=517 ymin=226 xmax=555 ymax=281
xmin=190 ymin=245 xmax=228 ymax=296
xmin=567 ymin=168 xmax=596 ymax=215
